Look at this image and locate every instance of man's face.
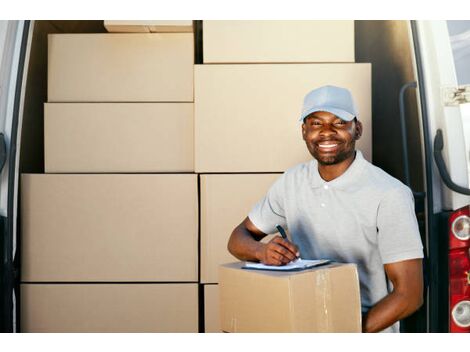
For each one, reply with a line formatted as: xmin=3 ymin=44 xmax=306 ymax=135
xmin=302 ymin=111 xmax=362 ymax=165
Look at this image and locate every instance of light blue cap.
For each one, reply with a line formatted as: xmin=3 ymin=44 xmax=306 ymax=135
xmin=300 ymin=85 xmax=358 ymax=122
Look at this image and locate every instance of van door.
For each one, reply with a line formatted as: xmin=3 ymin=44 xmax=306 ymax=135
xmin=0 ymin=20 xmax=30 ymax=333
xmin=413 ymin=20 xmax=470 ymax=332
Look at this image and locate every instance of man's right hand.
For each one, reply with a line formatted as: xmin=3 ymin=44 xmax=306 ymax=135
xmin=256 ymin=236 xmax=299 ymax=266
xmin=228 ymin=217 xmax=300 ymax=265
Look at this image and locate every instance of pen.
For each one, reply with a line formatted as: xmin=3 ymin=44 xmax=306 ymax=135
xmin=275 ymin=224 xmax=288 ymax=240
xmin=276 ymin=224 xmax=301 ymax=259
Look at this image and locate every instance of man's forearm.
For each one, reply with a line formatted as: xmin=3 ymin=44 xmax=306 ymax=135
xmin=362 ymin=290 xmax=423 ymax=332
xmin=227 ymin=224 xmax=264 ymax=262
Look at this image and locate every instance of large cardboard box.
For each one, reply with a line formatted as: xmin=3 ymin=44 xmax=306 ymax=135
xmin=219 ymin=262 xmax=362 ymax=332
xmin=195 ymin=64 xmax=371 ymax=173
xmin=200 ymin=174 xmax=280 ymax=283
xmin=48 ymin=33 xmax=193 ymax=102
xmin=21 ymin=283 xmax=198 ymax=332
xmin=21 ymin=174 xmax=198 ymax=282
xmin=44 ymin=103 xmax=194 ymax=173
xmin=203 ymin=21 xmax=354 ymax=63
xmin=204 ymin=284 xmax=221 ymax=333
xmin=104 ymin=20 xmax=193 ymax=33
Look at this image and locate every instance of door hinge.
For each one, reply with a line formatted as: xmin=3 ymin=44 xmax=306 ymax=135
xmin=443 ymin=85 xmax=470 ymax=106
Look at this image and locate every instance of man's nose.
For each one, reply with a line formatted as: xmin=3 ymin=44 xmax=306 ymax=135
xmin=319 ymin=123 xmax=337 ymax=137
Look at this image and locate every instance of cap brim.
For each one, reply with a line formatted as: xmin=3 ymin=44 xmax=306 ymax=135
xmin=299 ymin=107 xmax=356 ymax=123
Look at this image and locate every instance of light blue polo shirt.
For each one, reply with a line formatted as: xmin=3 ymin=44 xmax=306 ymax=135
xmin=248 ymin=150 xmax=424 ymax=333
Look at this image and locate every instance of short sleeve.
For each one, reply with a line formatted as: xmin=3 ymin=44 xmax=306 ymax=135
xmin=248 ymin=174 xmax=287 ymax=235
xmin=377 ymin=186 xmax=424 ymax=264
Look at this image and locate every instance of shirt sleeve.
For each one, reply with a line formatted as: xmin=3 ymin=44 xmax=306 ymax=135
xmin=248 ymin=174 xmax=287 ymax=235
xmin=377 ymin=185 xmax=424 ymax=264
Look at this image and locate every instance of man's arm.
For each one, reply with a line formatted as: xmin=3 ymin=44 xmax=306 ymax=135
xmin=362 ymin=258 xmax=424 ymax=332
xmin=228 ymin=217 xmax=299 ymax=265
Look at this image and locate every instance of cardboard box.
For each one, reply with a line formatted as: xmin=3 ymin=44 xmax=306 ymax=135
xmin=21 ymin=283 xmax=198 ymax=332
xmin=104 ymin=20 xmax=193 ymax=33
xmin=219 ymin=262 xmax=362 ymax=332
xmin=200 ymin=174 xmax=280 ymax=283
xmin=21 ymin=174 xmax=198 ymax=282
xmin=195 ymin=64 xmax=371 ymax=172
xmin=48 ymin=33 xmax=193 ymax=102
xmin=44 ymin=103 xmax=194 ymax=173
xmin=204 ymin=284 xmax=221 ymax=333
xmin=203 ymin=21 xmax=354 ymax=63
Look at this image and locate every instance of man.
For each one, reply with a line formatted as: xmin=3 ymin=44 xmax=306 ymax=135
xmin=227 ymin=85 xmax=424 ymax=333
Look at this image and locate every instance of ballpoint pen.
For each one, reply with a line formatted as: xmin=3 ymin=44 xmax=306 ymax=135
xmin=276 ymin=224 xmax=300 ymax=259
xmin=275 ymin=224 xmax=288 ymax=240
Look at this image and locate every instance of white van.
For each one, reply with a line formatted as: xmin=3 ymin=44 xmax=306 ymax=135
xmin=0 ymin=20 xmax=469 ymax=332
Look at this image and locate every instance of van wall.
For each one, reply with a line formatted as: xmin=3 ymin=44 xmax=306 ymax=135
xmin=355 ymin=20 xmax=424 ymax=195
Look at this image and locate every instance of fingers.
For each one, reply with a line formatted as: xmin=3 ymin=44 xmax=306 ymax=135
xmin=260 ymin=237 xmax=299 ymax=266
xmin=271 ymin=236 xmax=299 ymax=260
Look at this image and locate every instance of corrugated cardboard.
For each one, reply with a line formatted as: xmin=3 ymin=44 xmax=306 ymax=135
xmin=200 ymin=174 xmax=280 ymax=283
xmin=21 ymin=174 xmax=198 ymax=282
xmin=219 ymin=262 xmax=362 ymax=332
xmin=195 ymin=64 xmax=371 ymax=173
xmin=48 ymin=33 xmax=193 ymax=102
xmin=204 ymin=284 xmax=221 ymax=333
xmin=104 ymin=20 xmax=193 ymax=33
xmin=21 ymin=283 xmax=198 ymax=332
xmin=203 ymin=21 xmax=354 ymax=63
xmin=44 ymin=103 xmax=194 ymax=173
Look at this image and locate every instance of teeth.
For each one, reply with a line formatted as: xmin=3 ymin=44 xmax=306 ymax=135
xmin=318 ymin=144 xmax=338 ymax=148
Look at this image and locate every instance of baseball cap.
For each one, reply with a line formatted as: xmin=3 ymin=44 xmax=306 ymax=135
xmin=299 ymin=85 xmax=358 ymax=122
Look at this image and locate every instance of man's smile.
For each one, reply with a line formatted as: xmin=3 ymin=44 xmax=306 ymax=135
xmin=314 ymin=140 xmax=342 ymax=152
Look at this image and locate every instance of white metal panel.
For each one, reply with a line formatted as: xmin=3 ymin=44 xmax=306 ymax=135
xmin=415 ymin=21 xmax=470 ymax=211
xmin=0 ymin=21 xmax=25 ymax=219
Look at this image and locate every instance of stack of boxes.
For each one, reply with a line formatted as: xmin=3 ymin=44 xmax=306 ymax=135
xmin=198 ymin=21 xmax=371 ymax=332
xmin=20 ymin=20 xmax=371 ymax=332
xmin=21 ymin=21 xmax=199 ymax=332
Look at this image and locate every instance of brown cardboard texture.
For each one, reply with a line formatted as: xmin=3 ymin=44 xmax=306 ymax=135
xmin=21 ymin=174 xmax=198 ymax=282
xmin=195 ymin=64 xmax=371 ymax=173
xmin=105 ymin=20 xmax=193 ymax=33
xmin=204 ymin=284 xmax=221 ymax=333
xmin=44 ymin=103 xmax=194 ymax=173
xmin=219 ymin=262 xmax=362 ymax=332
xmin=203 ymin=20 xmax=354 ymax=63
xmin=48 ymin=33 xmax=193 ymax=102
xmin=21 ymin=283 xmax=198 ymax=332
xmin=200 ymin=174 xmax=280 ymax=283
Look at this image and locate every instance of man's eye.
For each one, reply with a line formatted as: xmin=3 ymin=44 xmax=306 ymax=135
xmin=334 ymin=121 xmax=347 ymax=127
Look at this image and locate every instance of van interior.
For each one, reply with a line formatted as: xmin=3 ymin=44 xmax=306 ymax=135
xmin=17 ymin=20 xmax=427 ymax=332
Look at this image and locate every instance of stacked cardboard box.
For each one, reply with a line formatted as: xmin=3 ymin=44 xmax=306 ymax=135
xmin=104 ymin=20 xmax=193 ymax=33
xmin=203 ymin=20 xmax=354 ymax=63
xmin=44 ymin=103 xmax=194 ymax=173
xmin=47 ymin=33 xmax=193 ymax=103
xmin=195 ymin=63 xmax=371 ymax=172
xmin=198 ymin=21 xmax=369 ymax=332
xmin=21 ymin=28 xmax=198 ymax=332
xmin=200 ymin=174 xmax=280 ymax=284
xmin=21 ymin=284 xmax=198 ymax=333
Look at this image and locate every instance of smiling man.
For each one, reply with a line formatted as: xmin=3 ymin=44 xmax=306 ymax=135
xmin=227 ymin=85 xmax=424 ymax=333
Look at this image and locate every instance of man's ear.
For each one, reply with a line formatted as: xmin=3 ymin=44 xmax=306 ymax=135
xmin=354 ymin=120 xmax=363 ymax=140
xmin=301 ymin=123 xmax=307 ymax=141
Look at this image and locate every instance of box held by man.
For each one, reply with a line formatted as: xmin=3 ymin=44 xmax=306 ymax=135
xmin=219 ymin=262 xmax=362 ymax=332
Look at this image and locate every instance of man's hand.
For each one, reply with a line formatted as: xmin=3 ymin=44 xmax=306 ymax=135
xmin=256 ymin=236 xmax=300 ymax=266
xmin=228 ymin=217 xmax=299 ymax=265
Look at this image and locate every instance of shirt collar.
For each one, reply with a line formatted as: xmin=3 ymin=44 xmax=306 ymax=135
xmin=309 ymin=150 xmax=367 ymax=191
